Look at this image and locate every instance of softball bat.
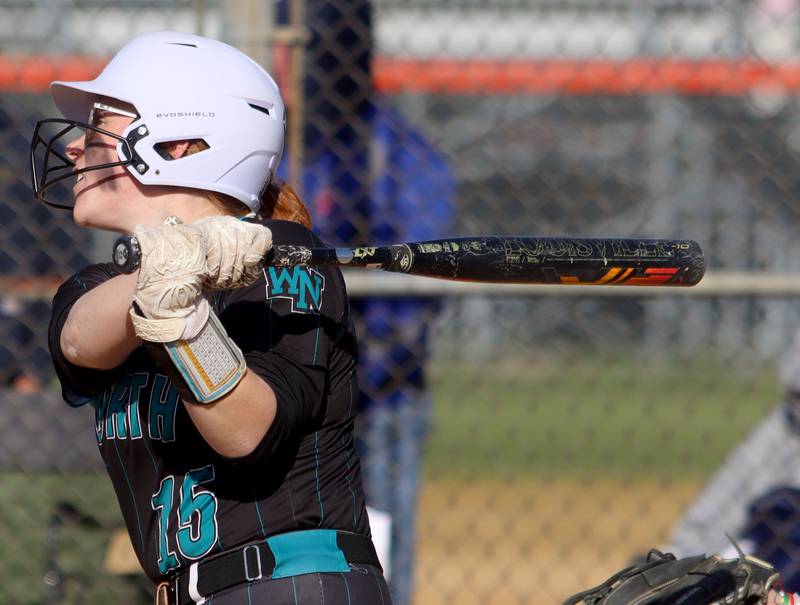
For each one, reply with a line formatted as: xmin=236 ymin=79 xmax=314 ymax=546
xmin=112 ymin=235 xmax=706 ymax=286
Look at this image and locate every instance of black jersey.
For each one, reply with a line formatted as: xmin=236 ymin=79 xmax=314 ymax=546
xmin=48 ymin=219 xmax=370 ymax=582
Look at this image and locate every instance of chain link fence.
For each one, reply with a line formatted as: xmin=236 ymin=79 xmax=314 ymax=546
xmin=2 ymin=0 xmax=800 ymax=603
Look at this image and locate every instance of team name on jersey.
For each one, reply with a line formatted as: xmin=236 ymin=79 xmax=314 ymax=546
xmin=92 ymin=373 xmax=179 ymax=444
xmin=265 ymin=266 xmax=325 ymax=313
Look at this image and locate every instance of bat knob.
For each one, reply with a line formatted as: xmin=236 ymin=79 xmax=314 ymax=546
xmin=112 ymin=235 xmax=141 ymax=274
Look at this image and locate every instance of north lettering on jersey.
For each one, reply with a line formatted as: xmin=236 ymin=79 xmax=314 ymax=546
xmin=265 ymin=266 xmax=325 ymax=313
xmin=92 ymin=372 xmax=179 ymax=443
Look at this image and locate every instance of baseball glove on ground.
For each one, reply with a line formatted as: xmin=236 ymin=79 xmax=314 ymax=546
xmin=562 ymin=549 xmax=779 ymax=605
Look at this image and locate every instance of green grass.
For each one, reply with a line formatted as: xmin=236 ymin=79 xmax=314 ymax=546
xmin=425 ymin=355 xmax=779 ymax=479
xmin=0 ymin=473 xmax=148 ymax=605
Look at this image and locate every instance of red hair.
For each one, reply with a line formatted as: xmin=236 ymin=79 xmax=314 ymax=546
xmin=186 ymin=140 xmax=312 ymax=228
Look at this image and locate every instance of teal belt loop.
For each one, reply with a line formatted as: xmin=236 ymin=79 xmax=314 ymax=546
xmin=267 ymin=529 xmax=351 ymax=579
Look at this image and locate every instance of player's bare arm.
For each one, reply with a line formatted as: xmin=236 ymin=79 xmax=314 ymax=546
xmin=182 ymin=369 xmax=277 ymax=459
xmin=59 ymin=255 xmax=278 ymax=458
xmin=59 ymin=271 xmax=140 ymax=369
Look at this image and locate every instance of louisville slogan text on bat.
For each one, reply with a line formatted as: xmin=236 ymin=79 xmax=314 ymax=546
xmin=113 ymin=235 xmax=706 ymax=287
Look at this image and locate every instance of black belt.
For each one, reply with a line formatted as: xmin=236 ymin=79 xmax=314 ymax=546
xmin=156 ymin=530 xmax=381 ymax=605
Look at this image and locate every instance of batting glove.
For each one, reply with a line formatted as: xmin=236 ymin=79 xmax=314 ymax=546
xmin=192 ymin=216 xmax=272 ymax=290
xmin=129 ymin=223 xmax=210 ymax=343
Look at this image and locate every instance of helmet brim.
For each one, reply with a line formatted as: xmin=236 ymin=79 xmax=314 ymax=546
xmin=50 ymin=79 xmax=135 ymax=122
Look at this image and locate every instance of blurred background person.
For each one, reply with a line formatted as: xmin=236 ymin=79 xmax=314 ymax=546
xmin=666 ymin=326 xmax=800 ymax=591
xmin=279 ymin=2 xmax=456 ymax=603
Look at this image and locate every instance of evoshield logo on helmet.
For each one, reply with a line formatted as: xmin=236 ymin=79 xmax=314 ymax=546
xmin=30 ymin=30 xmax=285 ymax=214
xmin=155 ymin=112 xmax=216 ymax=118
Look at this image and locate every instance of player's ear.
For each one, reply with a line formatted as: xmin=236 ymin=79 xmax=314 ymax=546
xmin=155 ymin=139 xmax=209 ymax=161
xmin=162 ymin=140 xmax=192 ymax=160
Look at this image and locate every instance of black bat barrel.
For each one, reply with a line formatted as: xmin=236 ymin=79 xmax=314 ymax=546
xmin=382 ymin=237 xmax=706 ymax=286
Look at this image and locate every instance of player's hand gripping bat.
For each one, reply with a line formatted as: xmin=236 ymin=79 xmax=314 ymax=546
xmin=112 ymin=235 xmax=706 ymax=286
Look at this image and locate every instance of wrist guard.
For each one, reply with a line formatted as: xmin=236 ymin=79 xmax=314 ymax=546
xmin=134 ymin=304 xmax=245 ymax=404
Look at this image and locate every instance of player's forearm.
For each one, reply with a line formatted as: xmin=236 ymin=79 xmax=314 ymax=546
xmin=60 ymin=272 xmax=141 ymax=370
xmin=182 ymin=369 xmax=278 ymax=458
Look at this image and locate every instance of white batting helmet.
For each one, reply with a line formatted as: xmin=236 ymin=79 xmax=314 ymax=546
xmin=32 ymin=31 xmax=285 ymax=213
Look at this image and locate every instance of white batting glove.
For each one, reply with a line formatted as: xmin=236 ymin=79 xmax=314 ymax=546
xmin=130 ymin=223 xmax=210 ymax=343
xmin=192 ymin=216 xmax=273 ymax=290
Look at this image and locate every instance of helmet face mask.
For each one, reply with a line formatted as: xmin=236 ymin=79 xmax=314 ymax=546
xmin=29 ymin=31 xmax=286 ymax=214
xmin=30 ymin=103 xmax=146 ymax=209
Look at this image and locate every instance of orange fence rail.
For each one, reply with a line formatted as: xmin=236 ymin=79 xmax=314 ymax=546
xmin=4 ymin=55 xmax=800 ymax=96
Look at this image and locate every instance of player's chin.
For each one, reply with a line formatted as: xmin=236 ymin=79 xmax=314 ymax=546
xmin=71 ymin=189 xmax=87 ymax=221
xmin=71 ymin=192 xmax=102 ymax=228
xmin=73 ymin=196 xmax=130 ymax=233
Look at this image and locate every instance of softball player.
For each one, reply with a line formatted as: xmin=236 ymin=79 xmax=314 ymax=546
xmin=31 ymin=31 xmax=390 ymax=604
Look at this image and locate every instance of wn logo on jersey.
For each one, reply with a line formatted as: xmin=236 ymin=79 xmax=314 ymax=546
xmin=265 ymin=266 xmax=325 ymax=313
